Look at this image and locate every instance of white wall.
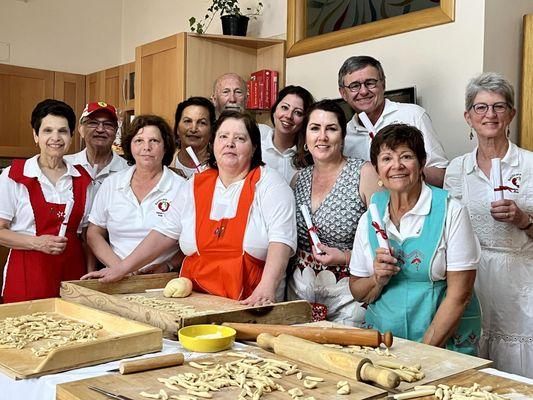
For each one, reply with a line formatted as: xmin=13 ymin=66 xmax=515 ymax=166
xmin=286 ymin=1 xmax=487 ymax=159
xmin=0 ymin=0 xmax=122 ymax=74
xmin=483 ymin=0 xmax=533 ymax=144
xmin=119 ymin=0 xmax=286 ymax=64
xmin=2 ymin=0 xmax=531 ymax=158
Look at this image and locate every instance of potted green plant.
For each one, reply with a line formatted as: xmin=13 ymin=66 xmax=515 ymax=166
xmin=189 ymin=0 xmax=263 ymax=36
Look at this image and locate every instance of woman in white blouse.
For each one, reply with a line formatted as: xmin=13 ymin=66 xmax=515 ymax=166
xmin=0 ymin=99 xmax=92 ymax=302
xmin=349 ymin=123 xmax=481 ymax=355
xmin=171 ymin=97 xmax=215 ymax=178
xmin=444 ymin=73 xmax=533 ymax=376
xmin=87 ymin=115 xmax=185 ymax=274
xmin=83 ymin=111 xmax=296 ymax=307
xmin=261 ymin=86 xmax=314 ymax=183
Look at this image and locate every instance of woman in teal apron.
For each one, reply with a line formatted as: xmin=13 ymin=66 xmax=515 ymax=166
xmin=349 ymin=124 xmax=481 ymax=355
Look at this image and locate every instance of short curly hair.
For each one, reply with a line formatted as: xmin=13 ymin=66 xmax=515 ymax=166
xmin=122 ymin=115 xmax=176 ymax=166
xmin=370 ymin=123 xmax=426 ymax=171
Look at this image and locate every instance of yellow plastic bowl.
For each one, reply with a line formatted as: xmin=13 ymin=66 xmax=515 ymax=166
xmin=178 ymin=324 xmax=236 ymax=353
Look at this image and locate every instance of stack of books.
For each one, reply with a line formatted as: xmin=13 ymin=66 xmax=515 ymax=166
xmin=246 ymin=69 xmax=279 ymax=110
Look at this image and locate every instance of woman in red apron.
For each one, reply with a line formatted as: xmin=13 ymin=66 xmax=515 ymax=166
xmin=82 ymin=111 xmax=297 ymax=306
xmin=0 ymin=100 xmax=91 ymax=303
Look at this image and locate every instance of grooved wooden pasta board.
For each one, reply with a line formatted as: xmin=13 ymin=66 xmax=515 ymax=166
xmin=0 ymin=298 xmax=162 ymax=379
xmin=60 ymin=274 xmax=312 ymax=339
xmin=307 ymin=322 xmax=493 ymax=392
xmin=420 ymin=369 xmax=533 ymax=399
xmin=56 ymin=347 xmax=388 ymax=400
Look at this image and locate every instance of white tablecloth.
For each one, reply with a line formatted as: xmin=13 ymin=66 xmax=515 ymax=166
xmin=0 ymin=341 xmax=531 ymax=400
xmin=0 ymin=339 xmax=248 ymax=400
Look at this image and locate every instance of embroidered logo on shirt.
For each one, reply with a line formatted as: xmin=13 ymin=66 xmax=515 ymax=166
xmin=509 ymin=173 xmax=521 ymax=191
xmin=156 ymin=200 xmax=170 ymax=213
xmin=405 ymin=249 xmax=424 ymax=271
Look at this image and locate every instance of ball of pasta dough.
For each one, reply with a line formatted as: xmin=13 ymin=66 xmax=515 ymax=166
xmin=163 ymin=277 xmax=193 ymax=298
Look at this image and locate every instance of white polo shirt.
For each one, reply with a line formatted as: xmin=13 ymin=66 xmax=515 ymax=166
xmin=0 ymin=155 xmax=93 ymax=234
xmin=350 ymin=183 xmax=480 ymax=281
xmin=344 ymin=99 xmax=449 ymax=169
xmin=260 ymin=127 xmax=297 ymax=184
xmin=155 ymin=166 xmax=297 ymax=260
xmin=64 ymin=149 xmax=128 ymax=192
xmin=89 ymin=165 xmax=185 ymax=269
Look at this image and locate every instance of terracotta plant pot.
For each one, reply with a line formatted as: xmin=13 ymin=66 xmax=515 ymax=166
xmin=221 ymin=14 xmax=249 ymax=36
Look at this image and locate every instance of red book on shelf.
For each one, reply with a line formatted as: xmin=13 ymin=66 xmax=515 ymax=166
xmin=251 ymin=69 xmax=272 ymax=110
xmin=246 ymin=79 xmax=253 ymax=109
xmin=271 ymin=71 xmax=279 ymax=107
xmin=247 ymin=78 xmax=259 ymax=109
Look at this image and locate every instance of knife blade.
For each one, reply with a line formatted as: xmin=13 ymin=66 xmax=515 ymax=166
xmin=88 ymin=386 xmax=135 ymax=400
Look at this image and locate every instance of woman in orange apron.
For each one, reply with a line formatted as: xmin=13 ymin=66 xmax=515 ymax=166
xmin=82 ymin=111 xmax=297 ymax=306
xmin=0 ymin=100 xmax=92 ymax=303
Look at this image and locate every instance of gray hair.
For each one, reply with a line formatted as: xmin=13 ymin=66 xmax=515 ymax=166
xmin=465 ymin=72 xmax=515 ymax=110
xmin=337 ymin=56 xmax=386 ymax=87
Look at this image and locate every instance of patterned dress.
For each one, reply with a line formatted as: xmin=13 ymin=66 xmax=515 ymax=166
xmin=287 ymin=158 xmax=367 ymax=325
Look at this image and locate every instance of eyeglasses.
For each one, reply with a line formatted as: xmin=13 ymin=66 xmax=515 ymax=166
xmin=83 ymin=119 xmax=117 ymax=131
xmin=341 ymin=78 xmax=380 ymax=93
xmin=471 ymin=102 xmax=510 ymax=115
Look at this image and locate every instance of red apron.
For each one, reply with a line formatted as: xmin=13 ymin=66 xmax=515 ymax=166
xmin=180 ymin=167 xmax=265 ymax=300
xmin=2 ymin=159 xmax=91 ymax=303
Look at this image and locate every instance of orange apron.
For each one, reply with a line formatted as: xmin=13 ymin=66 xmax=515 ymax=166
xmin=180 ymin=167 xmax=264 ymax=300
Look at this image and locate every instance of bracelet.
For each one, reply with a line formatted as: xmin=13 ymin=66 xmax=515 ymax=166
xmin=344 ymin=250 xmax=351 ymax=266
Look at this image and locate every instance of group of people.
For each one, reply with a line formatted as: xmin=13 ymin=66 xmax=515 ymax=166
xmin=0 ymin=56 xmax=530 ymax=378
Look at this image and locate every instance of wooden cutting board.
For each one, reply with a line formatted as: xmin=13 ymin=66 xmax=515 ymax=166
xmin=0 ymin=298 xmax=161 ymax=379
xmin=417 ymin=369 xmax=533 ymax=399
xmin=56 ymin=347 xmax=388 ymax=400
xmin=307 ymin=322 xmax=493 ymax=392
xmin=61 ymin=274 xmax=312 ymax=339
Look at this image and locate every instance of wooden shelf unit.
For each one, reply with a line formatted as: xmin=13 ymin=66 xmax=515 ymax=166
xmin=135 ymin=32 xmax=285 ymax=125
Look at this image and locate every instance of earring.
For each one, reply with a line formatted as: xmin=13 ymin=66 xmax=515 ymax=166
xmin=377 ymin=180 xmax=383 ymax=187
xmin=506 ymin=126 xmax=510 ymax=138
xmin=469 ymin=128 xmax=473 ymax=141
xmin=303 ymin=144 xmax=308 ymax=151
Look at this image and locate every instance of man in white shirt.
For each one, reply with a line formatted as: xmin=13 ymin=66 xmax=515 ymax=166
xmin=64 ymin=101 xmax=128 ymax=192
xmin=211 ymin=73 xmax=270 ymax=136
xmin=338 ymin=56 xmax=448 ymax=187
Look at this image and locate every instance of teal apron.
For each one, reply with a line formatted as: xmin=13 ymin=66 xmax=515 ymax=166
xmin=364 ymin=186 xmax=481 ymax=355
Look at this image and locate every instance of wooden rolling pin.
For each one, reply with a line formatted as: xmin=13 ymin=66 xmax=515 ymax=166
xmin=257 ymin=333 xmax=400 ymax=389
xmin=118 ymin=353 xmax=184 ymax=374
xmin=223 ymin=322 xmax=393 ymax=347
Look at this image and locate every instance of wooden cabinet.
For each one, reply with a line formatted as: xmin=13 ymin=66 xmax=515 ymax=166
xmin=0 ymin=64 xmax=54 ymax=158
xmin=135 ymin=33 xmax=285 ymax=125
xmin=86 ymin=63 xmax=135 ymax=113
xmin=119 ymin=62 xmax=135 ymax=112
xmin=54 ymin=72 xmax=86 ymax=153
xmin=85 ymin=67 xmax=120 ymax=109
xmin=0 ymin=65 xmax=86 ymax=157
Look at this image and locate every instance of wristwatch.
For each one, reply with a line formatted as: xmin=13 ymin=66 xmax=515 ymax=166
xmin=520 ymin=214 xmax=533 ymax=230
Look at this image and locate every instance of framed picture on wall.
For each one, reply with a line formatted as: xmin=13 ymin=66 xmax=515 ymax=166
xmin=287 ymin=0 xmax=455 ymax=57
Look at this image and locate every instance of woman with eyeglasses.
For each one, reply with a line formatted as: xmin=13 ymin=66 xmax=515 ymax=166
xmin=444 ymin=72 xmax=533 ymax=377
xmin=0 ymin=100 xmax=93 ymax=303
xmin=87 ymin=115 xmax=185 ymax=275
